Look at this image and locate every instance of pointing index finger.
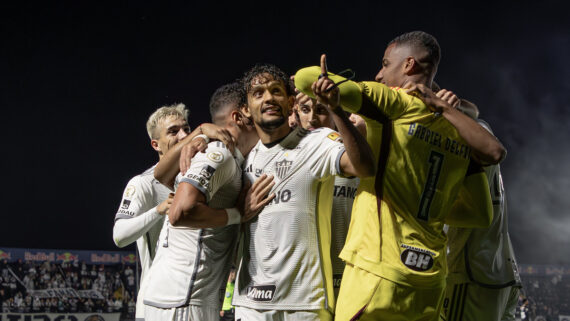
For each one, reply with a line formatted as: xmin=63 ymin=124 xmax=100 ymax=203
xmin=320 ymin=54 xmax=328 ymax=78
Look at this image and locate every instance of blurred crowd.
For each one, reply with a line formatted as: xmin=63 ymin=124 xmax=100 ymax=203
xmin=0 ymin=259 xmax=136 ymax=319
xmin=2 ymin=256 xmax=569 ymax=321
xmin=517 ymin=273 xmax=570 ymax=320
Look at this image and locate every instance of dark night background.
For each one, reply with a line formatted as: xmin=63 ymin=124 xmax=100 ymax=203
xmin=2 ymin=1 xmax=569 ymax=264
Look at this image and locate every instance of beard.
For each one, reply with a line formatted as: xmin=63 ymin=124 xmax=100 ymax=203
xmin=257 ymin=115 xmax=286 ymax=131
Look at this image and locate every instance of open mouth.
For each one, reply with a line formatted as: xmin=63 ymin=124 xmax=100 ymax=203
xmin=262 ymin=105 xmax=281 ymax=115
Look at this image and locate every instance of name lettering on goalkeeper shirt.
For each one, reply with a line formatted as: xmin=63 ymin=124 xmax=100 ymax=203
xmin=408 ymin=123 xmax=471 ymax=160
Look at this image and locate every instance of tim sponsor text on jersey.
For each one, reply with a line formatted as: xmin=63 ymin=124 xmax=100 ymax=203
xmin=333 ymin=185 xmax=356 ymax=199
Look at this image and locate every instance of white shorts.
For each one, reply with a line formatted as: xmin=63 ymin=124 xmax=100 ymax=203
xmin=144 ymin=304 xmax=219 ymax=321
xmin=442 ymin=282 xmax=519 ymax=321
xmin=235 ymin=306 xmax=332 ymax=321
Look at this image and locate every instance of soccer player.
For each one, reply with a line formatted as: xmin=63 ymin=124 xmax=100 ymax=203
xmin=232 ymin=63 xmax=374 ymax=321
xmin=112 ymin=103 xmax=190 ymax=321
xmin=443 ymin=103 xmax=522 ymax=321
xmin=295 ymin=94 xmax=364 ymax=298
xmin=143 ymin=82 xmax=273 ymax=321
xmin=295 ymin=31 xmax=504 ymax=321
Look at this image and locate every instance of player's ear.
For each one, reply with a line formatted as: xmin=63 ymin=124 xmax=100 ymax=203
xmin=403 ymin=56 xmax=417 ymax=75
xmin=150 ymin=139 xmax=160 ymax=153
xmin=231 ymin=110 xmax=241 ymax=124
xmin=242 ymin=104 xmax=252 ymax=118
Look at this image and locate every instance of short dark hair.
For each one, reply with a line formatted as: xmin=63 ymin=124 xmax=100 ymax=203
xmin=388 ymin=31 xmax=441 ymax=68
xmin=241 ymin=63 xmax=293 ymax=105
xmin=209 ymin=81 xmax=244 ymax=122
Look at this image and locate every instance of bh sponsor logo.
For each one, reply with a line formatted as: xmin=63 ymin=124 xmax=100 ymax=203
xmin=400 ymin=244 xmax=435 ymax=272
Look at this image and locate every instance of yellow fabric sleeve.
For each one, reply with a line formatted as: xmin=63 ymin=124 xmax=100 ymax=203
xmin=294 ymin=66 xmax=363 ymax=113
xmin=445 ymin=171 xmax=493 ymax=228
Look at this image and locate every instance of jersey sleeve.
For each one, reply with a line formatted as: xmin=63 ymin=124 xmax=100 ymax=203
xmin=306 ymin=128 xmax=346 ymax=179
xmin=114 ymin=176 xmax=153 ymax=221
xmin=113 ymin=175 xmax=163 ymax=247
xmin=178 ymin=142 xmax=237 ymax=202
xmin=477 ymin=119 xmax=493 ymax=134
xmin=294 ymin=66 xmax=412 ymax=120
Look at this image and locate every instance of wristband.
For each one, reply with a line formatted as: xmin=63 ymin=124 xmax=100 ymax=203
xmin=226 ymin=208 xmax=241 ymax=225
xmin=192 ymin=134 xmax=210 ymax=144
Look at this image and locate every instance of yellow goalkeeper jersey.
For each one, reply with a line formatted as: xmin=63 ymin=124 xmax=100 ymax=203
xmin=295 ymin=67 xmax=492 ymax=288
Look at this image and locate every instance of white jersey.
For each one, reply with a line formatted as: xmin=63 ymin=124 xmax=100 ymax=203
xmin=233 ymin=127 xmax=345 ymax=312
xmin=113 ymin=165 xmax=171 ymax=319
xmin=330 ymin=176 xmax=359 ymax=292
xmin=144 ymin=142 xmax=242 ymax=310
xmin=447 ymin=120 xmax=521 ymax=288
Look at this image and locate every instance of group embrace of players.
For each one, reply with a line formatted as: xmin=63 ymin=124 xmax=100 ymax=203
xmin=112 ymin=31 xmax=522 ymax=321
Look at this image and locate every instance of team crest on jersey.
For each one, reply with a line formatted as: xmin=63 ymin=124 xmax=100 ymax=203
xmin=246 ymin=285 xmax=276 ymax=302
xmin=124 ymin=185 xmax=136 ymax=198
xmin=207 ymin=151 xmax=224 ymax=163
xmin=199 ymin=165 xmax=216 ymax=179
xmin=121 ymin=199 xmax=131 ymax=209
xmin=327 ymin=132 xmax=341 ymax=142
xmin=275 ymin=159 xmax=292 ymax=179
xmin=400 ymin=244 xmax=435 ymax=272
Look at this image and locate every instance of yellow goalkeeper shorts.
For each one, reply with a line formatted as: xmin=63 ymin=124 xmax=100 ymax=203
xmin=335 ymin=263 xmax=444 ymax=321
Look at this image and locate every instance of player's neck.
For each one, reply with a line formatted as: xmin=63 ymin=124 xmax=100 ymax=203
xmin=257 ymin=123 xmax=291 ymax=146
xmin=236 ymin=131 xmax=258 ymax=157
xmin=402 ymin=75 xmax=430 ymax=88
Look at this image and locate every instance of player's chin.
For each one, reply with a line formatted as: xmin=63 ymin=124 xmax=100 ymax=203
xmin=259 ymin=117 xmax=286 ymax=130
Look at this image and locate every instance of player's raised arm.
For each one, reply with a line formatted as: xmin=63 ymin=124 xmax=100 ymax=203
xmin=312 ymin=54 xmax=375 ymax=178
xmin=154 ymin=123 xmax=235 ymax=189
xmin=405 ymin=83 xmax=506 ymax=165
xmin=295 ymin=67 xmax=363 ymax=114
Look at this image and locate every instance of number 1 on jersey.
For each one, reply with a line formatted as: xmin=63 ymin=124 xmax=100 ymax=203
xmin=417 ymin=151 xmax=444 ymax=221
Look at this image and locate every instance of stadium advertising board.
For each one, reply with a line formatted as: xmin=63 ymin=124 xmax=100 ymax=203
xmin=0 ymin=248 xmax=135 ymax=265
xmin=0 ymin=312 xmax=120 ymax=321
xmin=28 ymin=288 xmax=104 ymax=300
xmin=518 ymin=264 xmax=570 ymax=275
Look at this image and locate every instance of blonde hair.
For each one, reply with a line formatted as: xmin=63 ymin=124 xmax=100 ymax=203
xmin=146 ymin=103 xmax=189 ymax=139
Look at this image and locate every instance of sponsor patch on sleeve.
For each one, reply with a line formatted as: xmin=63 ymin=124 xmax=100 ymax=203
xmin=207 ymin=151 xmax=224 ymax=163
xmin=124 ymin=185 xmax=136 ymax=198
xmin=120 ymin=199 xmax=131 ymax=209
xmin=199 ymin=165 xmax=216 ymax=179
xmin=400 ymin=244 xmax=435 ymax=272
xmin=327 ymin=132 xmax=341 ymax=142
